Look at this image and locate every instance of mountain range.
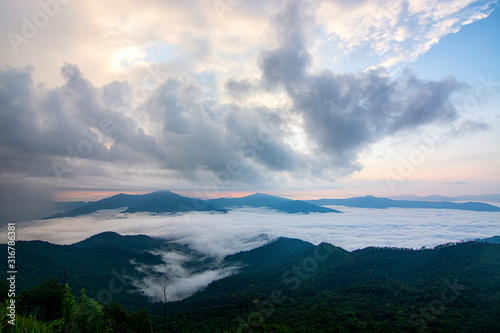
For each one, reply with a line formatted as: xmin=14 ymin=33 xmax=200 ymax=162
xmin=43 ymin=191 xmax=500 ymax=219
xmin=2 ymin=231 xmax=500 ymax=332
xmin=390 ymin=193 xmax=500 ymax=202
xmin=45 ymin=191 xmax=341 ymax=218
xmin=308 ymin=195 xmax=500 ymax=211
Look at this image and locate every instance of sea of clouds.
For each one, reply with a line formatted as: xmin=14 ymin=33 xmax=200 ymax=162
xmin=10 ymin=207 xmax=500 ymax=300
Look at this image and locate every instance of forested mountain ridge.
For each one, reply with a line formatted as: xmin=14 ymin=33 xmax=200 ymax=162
xmin=155 ymin=240 xmax=500 ymax=332
xmin=2 ymin=233 xmax=499 ymax=332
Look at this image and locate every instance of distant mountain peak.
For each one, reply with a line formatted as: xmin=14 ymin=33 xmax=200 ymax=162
xmin=246 ymin=192 xmax=287 ymax=199
xmin=308 ymin=196 xmax=500 ymax=212
xmin=210 ymin=192 xmax=340 ymax=214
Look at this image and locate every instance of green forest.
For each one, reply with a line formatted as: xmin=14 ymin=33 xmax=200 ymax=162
xmin=1 ymin=233 xmax=499 ymax=332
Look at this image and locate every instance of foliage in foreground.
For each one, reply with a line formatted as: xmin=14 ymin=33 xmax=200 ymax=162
xmin=0 ymin=282 xmax=153 ymax=333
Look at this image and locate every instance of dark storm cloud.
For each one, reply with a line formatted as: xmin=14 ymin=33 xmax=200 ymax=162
xmin=0 ymin=181 xmax=59 ymax=224
xmin=224 ymin=78 xmax=259 ymax=99
xmin=140 ymin=77 xmax=249 ymax=180
xmin=290 ymin=70 xmax=462 ymax=170
xmin=0 ymin=62 xmax=296 ymax=197
xmin=224 ymin=105 xmax=298 ymax=172
xmin=139 ymin=76 xmax=300 ymax=185
xmin=0 ymin=67 xmax=41 ymax=155
xmin=58 ymin=64 xmax=166 ymax=162
xmin=0 ymin=65 xmax=167 ymax=180
xmin=258 ymin=0 xmax=315 ymax=89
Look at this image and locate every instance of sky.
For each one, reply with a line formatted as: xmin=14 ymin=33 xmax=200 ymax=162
xmin=1 ymin=0 xmax=499 ymax=218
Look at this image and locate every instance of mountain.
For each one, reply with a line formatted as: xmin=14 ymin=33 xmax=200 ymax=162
xmin=211 ymin=193 xmax=341 ymax=213
xmin=52 ymin=200 xmax=88 ymax=213
xmin=474 ymin=235 xmax=500 ymax=244
xmin=0 ymin=238 xmax=163 ymax=310
xmin=45 ymin=190 xmax=226 ymax=218
xmin=4 ymin=231 xmax=500 ymax=332
xmin=72 ymin=231 xmax=166 ymax=252
xmin=225 ymin=237 xmax=315 ymax=272
xmin=0 ymin=232 xmax=316 ymax=311
xmin=123 ymin=190 xmax=226 ymax=214
xmin=308 ymin=195 xmax=500 ymax=211
xmin=154 ymin=240 xmax=500 ymax=332
xmin=36 ymin=192 xmax=500 ymax=220
xmin=45 ymin=193 xmax=147 ymax=218
xmin=390 ymin=193 xmax=500 ymax=202
xmin=45 ymin=191 xmax=338 ymax=218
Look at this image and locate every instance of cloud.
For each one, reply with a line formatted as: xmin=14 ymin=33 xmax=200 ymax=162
xmin=0 ymin=64 xmax=164 ymax=177
xmin=445 ymin=181 xmax=468 ymax=185
xmin=13 ymin=207 xmax=500 ymax=254
xmin=316 ymin=0 xmax=498 ymax=68
xmin=131 ymin=249 xmax=241 ymax=301
xmin=9 ymin=207 xmax=500 ymax=298
xmin=233 ymin=0 xmax=481 ymax=175
xmin=0 ymin=0 xmax=496 ymax=210
xmin=0 ymin=180 xmax=58 ymax=225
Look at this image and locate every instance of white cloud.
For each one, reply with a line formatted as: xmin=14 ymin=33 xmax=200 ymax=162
xmin=13 ymin=207 xmax=500 ymax=253
xmin=10 ymin=206 xmax=499 ymax=300
xmin=317 ymin=0 xmax=497 ymax=68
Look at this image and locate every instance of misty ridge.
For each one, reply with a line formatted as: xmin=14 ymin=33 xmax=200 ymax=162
xmin=30 ymin=190 xmax=500 ymax=222
xmin=2 ymin=228 xmax=500 ymax=332
xmin=7 ymin=189 xmax=500 ymax=303
xmin=2 ymin=163 xmax=500 ymax=331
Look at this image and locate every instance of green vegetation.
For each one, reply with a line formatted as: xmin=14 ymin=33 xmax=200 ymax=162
xmin=1 ymin=233 xmax=499 ymax=332
xmin=1 ymin=282 xmax=153 ymax=333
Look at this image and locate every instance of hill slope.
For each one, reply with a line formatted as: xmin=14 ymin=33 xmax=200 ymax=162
xmin=46 ymin=190 xmax=226 ymax=218
xmin=211 ymin=193 xmax=341 ymax=213
xmin=154 ymin=241 xmax=500 ymax=332
xmin=3 ymin=231 xmax=500 ymax=332
xmin=46 ymin=191 xmax=339 ymax=218
xmin=225 ymin=237 xmax=315 ymax=272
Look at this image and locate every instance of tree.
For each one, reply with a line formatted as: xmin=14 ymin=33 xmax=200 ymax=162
xmin=160 ymin=277 xmax=171 ymax=332
xmin=17 ymin=277 xmax=65 ymax=321
xmin=62 ymin=284 xmax=104 ymax=333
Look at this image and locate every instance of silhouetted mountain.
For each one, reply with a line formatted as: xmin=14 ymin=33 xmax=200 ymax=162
xmin=225 ymin=237 xmax=315 ymax=272
xmin=45 ymin=191 xmax=337 ymax=218
xmin=38 ymin=192 xmax=500 ymax=220
xmin=45 ymin=190 xmax=226 ymax=218
xmin=45 ymin=193 xmax=146 ymax=218
xmin=474 ymin=235 xmax=500 ymax=244
xmin=211 ymin=193 xmax=341 ymax=213
xmin=73 ymin=231 xmax=166 ymax=252
xmin=390 ymin=193 xmax=500 ymax=202
xmin=308 ymin=195 xmax=500 ymax=211
xmin=123 ymin=190 xmax=226 ymax=214
xmin=52 ymin=200 xmax=88 ymax=213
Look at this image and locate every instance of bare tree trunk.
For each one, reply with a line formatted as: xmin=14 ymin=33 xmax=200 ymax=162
xmin=160 ymin=277 xmax=171 ymax=333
